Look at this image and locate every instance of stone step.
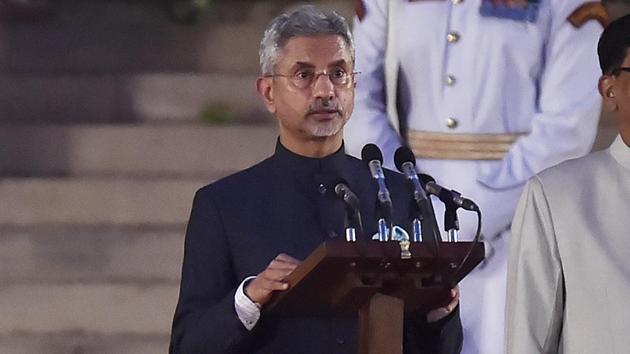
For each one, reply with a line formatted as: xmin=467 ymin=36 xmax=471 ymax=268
xmin=0 ymin=1 xmax=270 ymax=75
xmin=0 ymin=333 xmax=168 ymax=354
xmin=0 ymin=0 xmax=353 ymax=75
xmin=0 ymin=225 xmax=185 ymax=283
xmin=0 ymin=178 xmax=207 ymax=225
xmin=0 ymin=124 xmax=278 ymax=177
xmin=0 ymin=283 xmax=178 ymax=335
xmin=0 ymin=73 xmax=267 ymax=123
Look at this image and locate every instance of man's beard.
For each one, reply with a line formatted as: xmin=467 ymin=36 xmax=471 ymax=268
xmin=305 ymin=99 xmax=348 ymax=137
xmin=306 ymin=113 xmax=348 ymax=137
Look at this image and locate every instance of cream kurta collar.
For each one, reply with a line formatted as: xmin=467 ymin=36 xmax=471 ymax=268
xmin=609 ymin=135 xmax=630 ymax=170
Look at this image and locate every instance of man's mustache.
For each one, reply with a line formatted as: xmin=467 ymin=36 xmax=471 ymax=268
xmin=307 ymin=100 xmax=342 ymax=115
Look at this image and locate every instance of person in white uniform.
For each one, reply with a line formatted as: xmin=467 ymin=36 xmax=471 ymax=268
xmin=506 ymin=14 xmax=630 ymax=353
xmin=344 ymin=1 xmax=606 ymax=353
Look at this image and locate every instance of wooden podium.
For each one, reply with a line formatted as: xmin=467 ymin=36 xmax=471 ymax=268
xmin=264 ymin=240 xmax=484 ymax=354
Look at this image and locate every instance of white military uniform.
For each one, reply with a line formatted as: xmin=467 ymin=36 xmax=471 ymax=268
xmin=345 ymin=1 xmax=603 ymax=353
xmin=507 ymin=135 xmax=630 ymax=354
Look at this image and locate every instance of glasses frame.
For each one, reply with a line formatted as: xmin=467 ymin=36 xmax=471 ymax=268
xmin=611 ymin=67 xmax=630 ymax=76
xmin=265 ymin=70 xmax=361 ymax=89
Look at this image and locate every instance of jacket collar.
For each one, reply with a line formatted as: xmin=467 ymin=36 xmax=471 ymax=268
xmin=273 ymin=139 xmax=348 ymax=179
xmin=609 ymin=135 xmax=630 ymax=171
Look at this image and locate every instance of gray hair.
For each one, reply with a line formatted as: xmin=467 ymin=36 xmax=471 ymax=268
xmin=259 ymin=5 xmax=355 ymax=75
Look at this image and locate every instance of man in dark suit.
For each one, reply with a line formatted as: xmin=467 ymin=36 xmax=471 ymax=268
xmin=169 ymin=5 xmax=463 ymax=353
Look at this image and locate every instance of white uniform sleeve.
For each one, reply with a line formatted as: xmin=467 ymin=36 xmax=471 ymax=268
xmin=506 ymin=177 xmax=564 ymax=353
xmin=344 ymin=0 xmax=403 ymax=169
xmin=479 ymin=0 xmax=603 ymax=189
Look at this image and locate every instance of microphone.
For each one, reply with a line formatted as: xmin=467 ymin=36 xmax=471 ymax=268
xmin=334 ymin=181 xmax=364 ymax=241
xmin=393 ymin=146 xmax=442 ymax=246
xmin=361 ymin=144 xmax=392 ymax=242
xmin=361 ymin=144 xmax=392 ymax=209
xmin=419 ymin=174 xmax=479 ymax=212
xmin=394 ymin=146 xmax=430 ymax=205
xmin=334 ymin=182 xmax=361 ymax=213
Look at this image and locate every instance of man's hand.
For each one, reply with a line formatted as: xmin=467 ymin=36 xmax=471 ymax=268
xmin=426 ymin=287 xmax=460 ymax=323
xmin=244 ymin=253 xmax=301 ymax=305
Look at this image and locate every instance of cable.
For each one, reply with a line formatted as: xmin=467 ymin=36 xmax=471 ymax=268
xmin=447 ymin=208 xmax=482 ymax=287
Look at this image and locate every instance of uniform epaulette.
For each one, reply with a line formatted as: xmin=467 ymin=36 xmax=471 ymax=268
xmin=568 ymin=2 xmax=609 ymax=28
xmin=354 ymin=0 xmax=366 ymax=22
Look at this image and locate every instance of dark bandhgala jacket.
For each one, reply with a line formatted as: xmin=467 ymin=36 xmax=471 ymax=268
xmin=169 ymin=141 xmax=463 ymax=354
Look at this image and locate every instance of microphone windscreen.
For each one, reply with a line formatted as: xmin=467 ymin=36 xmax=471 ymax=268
xmin=334 ymin=182 xmax=361 ymax=210
xmin=394 ymin=146 xmax=416 ymax=172
xmin=419 ymin=173 xmax=435 ymax=185
xmin=361 ymin=143 xmax=383 ymax=165
xmin=332 ymin=178 xmax=350 ymax=196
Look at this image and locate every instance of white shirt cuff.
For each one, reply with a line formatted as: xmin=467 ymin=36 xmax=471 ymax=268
xmin=234 ymin=276 xmax=261 ymax=330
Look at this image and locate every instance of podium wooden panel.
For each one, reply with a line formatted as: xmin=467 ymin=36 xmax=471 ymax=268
xmin=264 ymin=240 xmax=484 ymax=354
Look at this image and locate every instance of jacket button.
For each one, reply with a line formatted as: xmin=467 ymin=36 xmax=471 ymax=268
xmin=445 ymin=74 xmax=456 ymax=86
xmin=446 ymin=117 xmax=459 ymax=129
xmin=447 ymin=32 xmax=460 ymax=43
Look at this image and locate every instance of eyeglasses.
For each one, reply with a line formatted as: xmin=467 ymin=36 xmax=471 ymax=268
xmin=265 ymin=69 xmax=360 ymax=89
xmin=611 ymin=67 xmax=630 ymax=76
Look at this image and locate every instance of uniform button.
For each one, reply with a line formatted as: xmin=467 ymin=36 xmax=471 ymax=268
xmin=328 ymin=230 xmax=338 ymax=239
xmin=318 ymin=183 xmax=327 ymax=194
xmin=445 ymin=74 xmax=456 ymax=86
xmin=446 ymin=117 xmax=459 ymax=129
xmin=447 ymin=32 xmax=460 ymax=43
xmin=336 ymin=337 xmax=345 ymax=345
xmin=452 ymin=0 xmax=463 ymax=4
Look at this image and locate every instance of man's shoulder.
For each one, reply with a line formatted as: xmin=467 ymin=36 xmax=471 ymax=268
xmin=196 ymin=156 xmax=275 ymax=198
xmin=534 ymin=150 xmax=609 ymax=196
xmin=539 ymin=150 xmax=607 ymax=181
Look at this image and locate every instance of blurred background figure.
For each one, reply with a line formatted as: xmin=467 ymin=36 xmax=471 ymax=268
xmin=344 ymin=0 xmax=608 ymax=353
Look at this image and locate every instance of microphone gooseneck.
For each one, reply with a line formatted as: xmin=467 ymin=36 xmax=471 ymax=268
xmin=393 ymin=146 xmax=442 ymax=248
xmin=334 ymin=181 xmax=364 ymax=241
xmin=361 ymin=144 xmax=393 ymax=242
xmin=419 ymin=174 xmax=479 ymax=212
xmin=361 ymin=144 xmax=393 ymax=209
xmin=394 ymin=147 xmax=430 ymax=205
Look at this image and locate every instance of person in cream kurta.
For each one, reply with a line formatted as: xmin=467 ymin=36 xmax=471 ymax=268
xmin=507 ymin=14 xmax=630 ymax=353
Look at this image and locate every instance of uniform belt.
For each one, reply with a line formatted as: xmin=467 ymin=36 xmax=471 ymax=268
xmin=408 ymin=130 xmax=526 ymax=160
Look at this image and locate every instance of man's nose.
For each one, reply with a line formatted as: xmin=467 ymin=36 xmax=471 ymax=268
xmin=312 ymin=73 xmax=335 ymax=100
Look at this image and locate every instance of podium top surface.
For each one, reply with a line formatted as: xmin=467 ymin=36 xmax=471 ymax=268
xmin=265 ymin=241 xmax=484 ymax=316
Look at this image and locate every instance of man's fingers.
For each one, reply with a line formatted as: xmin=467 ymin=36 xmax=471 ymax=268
xmin=258 ymin=278 xmax=290 ymax=291
xmin=249 ymin=275 xmax=289 ymax=293
xmin=267 ymin=259 xmax=299 ymax=272
xmin=260 ymin=267 xmax=295 ymax=281
xmin=427 ymin=308 xmax=451 ymax=323
xmin=451 ymin=287 xmax=460 ymax=302
xmin=275 ymin=253 xmax=301 ymax=265
xmin=245 ymin=277 xmax=290 ymax=304
xmin=244 ymin=254 xmax=301 ymax=304
xmin=442 ymin=288 xmax=460 ymax=313
xmin=426 ymin=287 xmax=460 ymax=323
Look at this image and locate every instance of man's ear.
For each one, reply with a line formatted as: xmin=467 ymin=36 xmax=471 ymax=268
xmin=599 ymin=75 xmax=618 ymax=112
xmin=256 ymin=77 xmax=276 ymax=114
